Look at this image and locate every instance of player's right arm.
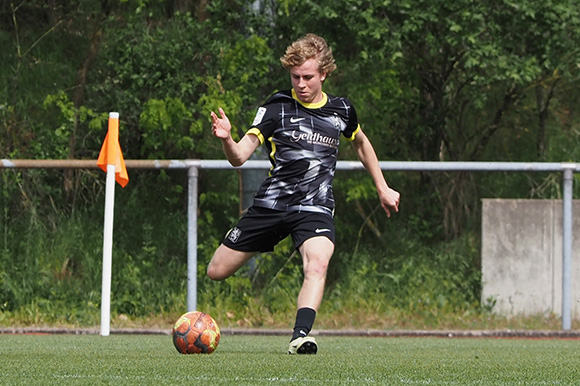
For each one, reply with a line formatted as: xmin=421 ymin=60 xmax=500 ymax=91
xmin=211 ymin=107 xmax=261 ymax=166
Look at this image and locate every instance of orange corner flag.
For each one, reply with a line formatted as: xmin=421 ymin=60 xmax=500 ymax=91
xmin=97 ymin=112 xmax=129 ymax=187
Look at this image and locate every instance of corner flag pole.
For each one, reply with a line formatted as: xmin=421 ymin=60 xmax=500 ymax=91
xmin=97 ymin=112 xmax=129 ymax=336
xmin=101 ymin=163 xmax=115 ymax=336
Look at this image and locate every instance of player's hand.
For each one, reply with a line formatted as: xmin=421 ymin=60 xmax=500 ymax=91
xmin=380 ymin=187 xmax=400 ymax=218
xmin=210 ymin=107 xmax=232 ymax=139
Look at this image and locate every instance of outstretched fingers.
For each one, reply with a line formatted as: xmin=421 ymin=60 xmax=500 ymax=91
xmin=210 ymin=108 xmax=232 ymax=138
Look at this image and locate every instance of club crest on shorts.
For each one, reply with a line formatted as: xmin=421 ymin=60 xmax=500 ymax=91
xmin=227 ymin=227 xmax=242 ymax=243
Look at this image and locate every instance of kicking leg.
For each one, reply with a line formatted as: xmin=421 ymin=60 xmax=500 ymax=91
xmin=207 ymin=244 xmax=256 ymax=281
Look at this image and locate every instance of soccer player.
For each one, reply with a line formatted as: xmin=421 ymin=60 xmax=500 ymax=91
xmin=207 ymin=33 xmax=400 ymax=354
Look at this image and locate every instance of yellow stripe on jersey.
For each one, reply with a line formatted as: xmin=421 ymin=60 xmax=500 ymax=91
xmin=247 ymin=127 xmax=265 ymax=144
xmin=268 ymin=136 xmax=277 ymax=160
xmin=344 ymin=124 xmax=361 ymax=141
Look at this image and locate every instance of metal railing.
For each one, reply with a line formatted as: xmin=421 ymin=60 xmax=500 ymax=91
xmin=1 ymin=159 xmax=578 ymax=329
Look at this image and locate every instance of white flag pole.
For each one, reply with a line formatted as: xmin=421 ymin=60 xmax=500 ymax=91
xmin=100 ymin=112 xmax=119 ymax=337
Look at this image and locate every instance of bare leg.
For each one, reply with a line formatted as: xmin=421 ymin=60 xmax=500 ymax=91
xmin=207 ymin=244 xmax=257 ymax=281
xmin=288 ymin=236 xmax=334 ymax=354
xmin=297 ymin=236 xmax=335 ymax=311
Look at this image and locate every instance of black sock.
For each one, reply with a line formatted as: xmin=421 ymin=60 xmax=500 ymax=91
xmin=291 ymin=307 xmax=316 ymax=341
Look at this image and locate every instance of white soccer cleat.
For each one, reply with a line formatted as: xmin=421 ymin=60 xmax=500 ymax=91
xmin=288 ymin=336 xmax=318 ymax=354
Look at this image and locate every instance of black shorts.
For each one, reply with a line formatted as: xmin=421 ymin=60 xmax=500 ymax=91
xmin=222 ymin=206 xmax=335 ymax=253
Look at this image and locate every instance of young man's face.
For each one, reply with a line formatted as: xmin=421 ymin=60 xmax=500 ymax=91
xmin=290 ymin=58 xmax=326 ymax=104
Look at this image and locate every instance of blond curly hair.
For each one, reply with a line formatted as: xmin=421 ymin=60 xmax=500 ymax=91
xmin=280 ymin=33 xmax=337 ymax=76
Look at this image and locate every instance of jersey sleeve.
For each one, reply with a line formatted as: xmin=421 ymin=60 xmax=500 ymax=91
xmin=246 ymin=94 xmax=286 ymax=144
xmin=341 ymin=98 xmax=360 ymax=141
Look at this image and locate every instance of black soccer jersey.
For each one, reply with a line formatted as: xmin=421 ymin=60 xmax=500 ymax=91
xmin=246 ymin=89 xmax=361 ymax=215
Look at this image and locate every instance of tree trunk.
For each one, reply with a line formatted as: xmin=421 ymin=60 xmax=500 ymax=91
xmin=64 ymin=26 xmax=103 ymax=205
xmin=535 ymin=76 xmax=559 ymax=161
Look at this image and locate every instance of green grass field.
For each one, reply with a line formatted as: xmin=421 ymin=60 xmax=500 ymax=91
xmin=1 ymin=334 xmax=579 ymax=385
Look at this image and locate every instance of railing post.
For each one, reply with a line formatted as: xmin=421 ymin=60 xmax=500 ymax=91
xmin=187 ymin=165 xmax=199 ymax=312
xmin=562 ymin=167 xmax=573 ymax=330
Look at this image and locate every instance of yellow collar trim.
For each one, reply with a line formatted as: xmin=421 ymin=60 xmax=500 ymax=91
xmin=291 ymin=89 xmax=327 ymax=109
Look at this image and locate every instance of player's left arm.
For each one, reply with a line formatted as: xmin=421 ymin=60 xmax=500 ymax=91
xmin=351 ymin=128 xmax=400 ymax=217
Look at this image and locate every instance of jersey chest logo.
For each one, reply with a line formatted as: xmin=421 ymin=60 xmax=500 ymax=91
xmin=290 ymin=117 xmax=306 ymax=123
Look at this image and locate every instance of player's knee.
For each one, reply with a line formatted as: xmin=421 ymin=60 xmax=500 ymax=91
xmin=206 ymin=262 xmax=227 ymax=281
xmin=304 ymin=257 xmax=329 ymax=278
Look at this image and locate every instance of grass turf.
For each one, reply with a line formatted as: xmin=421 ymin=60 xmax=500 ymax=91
xmin=0 ymin=334 xmax=579 ymax=385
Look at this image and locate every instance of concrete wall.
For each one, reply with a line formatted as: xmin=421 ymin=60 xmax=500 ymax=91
xmin=481 ymin=199 xmax=580 ymax=317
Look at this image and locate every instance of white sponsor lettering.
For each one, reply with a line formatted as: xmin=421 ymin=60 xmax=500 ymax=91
xmin=290 ymin=130 xmax=340 ymax=148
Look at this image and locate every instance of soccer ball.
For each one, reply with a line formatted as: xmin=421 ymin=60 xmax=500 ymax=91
xmin=172 ymin=311 xmax=221 ymax=354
